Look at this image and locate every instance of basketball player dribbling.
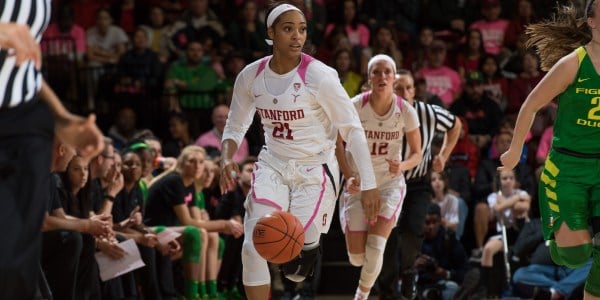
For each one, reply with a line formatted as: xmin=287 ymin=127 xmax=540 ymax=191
xmin=218 ymin=2 xmax=380 ymax=300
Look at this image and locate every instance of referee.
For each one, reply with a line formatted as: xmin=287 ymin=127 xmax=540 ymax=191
xmin=0 ymin=2 xmax=103 ymax=298
xmin=377 ymin=70 xmax=462 ymax=300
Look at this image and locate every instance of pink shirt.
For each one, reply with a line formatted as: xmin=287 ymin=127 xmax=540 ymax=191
xmin=325 ymin=23 xmax=370 ymax=48
xmin=469 ymin=19 xmax=510 ymax=55
xmin=195 ymin=129 xmax=249 ymax=163
xmin=42 ymin=23 xmax=87 ymax=54
xmin=416 ymin=66 xmax=462 ymax=107
xmin=536 ymin=126 xmax=553 ymax=161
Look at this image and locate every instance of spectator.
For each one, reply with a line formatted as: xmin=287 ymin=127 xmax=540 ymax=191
xmin=107 ymin=106 xmax=155 ymax=150
xmin=415 ymin=203 xmax=468 ymax=300
xmin=332 ymin=48 xmax=363 ymax=97
xmin=479 ymin=54 xmax=509 ymax=111
xmin=416 ymin=39 xmax=463 ymax=107
xmin=454 ymin=29 xmax=486 ymax=78
xmin=226 ymin=0 xmax=269 ymax=62
xmin=86 ymin=8 xmax=129 ymax=66
xmin=110 ymin=0 xmax=147 ymax=36
xmin=195 ymin=104 xmax=249 ymax=162
xmin=359 ymin=25 xmax=402 ymax=76
xmin=469 ymin=0 xmax=510 ymax=56
xmin=450 ymin=71 xmax=503 ymax=152
xmin=164 ymin=40 xmax=221 ymax=137
xmin=430 ymin=171 xmax=460 ymax=233
xmin=163 ymin=112 xmax=194 ymax=158
xmin=42 ymin=4 xmax=87 ymax=59
xmin=116 ymin=27 xmax=163 ymax=92
xmin=507 ymin=50 xmax=544 ymax=115
xmin=323 ymin=0 xmax=370 ymax=49
xmin=140 ymin=6 xmax=171 ymax=63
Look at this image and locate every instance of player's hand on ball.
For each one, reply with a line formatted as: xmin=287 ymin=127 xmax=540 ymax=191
xmin=361 ymin=188 xmax=381 ymax=225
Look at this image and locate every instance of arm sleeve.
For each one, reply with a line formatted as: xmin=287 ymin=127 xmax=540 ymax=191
xmin=222 ymin=69 xmax=257 ymax=148
xmin=315 ymin=72 xmax=377 ymax=190
xmin=403 ymin=100 xmax=420 ymax=132
xmin=162 ymin=175 xmax=186 ymax=207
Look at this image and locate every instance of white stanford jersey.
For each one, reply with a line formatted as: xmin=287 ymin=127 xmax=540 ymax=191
xmin=224 ymin=53 xmax=377 ymax=189
xmin=347 ymin=92 xmax=419 ymax=185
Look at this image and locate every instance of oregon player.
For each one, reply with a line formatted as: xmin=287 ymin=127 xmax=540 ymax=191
xmin=499 ymin=2 xmax=600 ymax=299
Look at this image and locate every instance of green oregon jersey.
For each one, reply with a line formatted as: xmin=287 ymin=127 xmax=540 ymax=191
xmin=553 ymin=46 xmax=600 ymax=153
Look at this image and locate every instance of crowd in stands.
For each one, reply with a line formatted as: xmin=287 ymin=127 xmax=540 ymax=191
xmin=40 ymin=0 xmax=588 ymax=299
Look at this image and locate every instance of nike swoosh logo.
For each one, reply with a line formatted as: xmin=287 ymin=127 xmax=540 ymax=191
xmin=578 ymin=77 xmax=591 ymax=83
xmin=307 ymin=167 xmax=317 ymax=172
xmin=254 ymin=94 xmax=262 ymax=98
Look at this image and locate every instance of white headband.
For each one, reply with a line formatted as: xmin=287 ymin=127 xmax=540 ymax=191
xmin=265 ymin=4 xmax=303 ymax=45
xmin=367 ymin=54 xmax=397 ymax=75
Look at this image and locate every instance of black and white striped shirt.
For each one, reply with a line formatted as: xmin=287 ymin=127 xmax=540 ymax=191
xmin=0 ymin=0 xmax=51 ymax=108
xmin=402 ymin=100 xmax=456 ymax=181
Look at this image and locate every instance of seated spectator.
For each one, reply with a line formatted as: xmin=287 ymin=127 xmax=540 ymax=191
xmin=415 ymin=39 xmax=462 ymax=107
xmin=468 ymin=0 xmax=510 ymax=56
xmin=332 ymin=48 xmax=363 ymax=98
xmin=454 ymin=29 xmax=486 ymax=78
xmin=195 ymin=104 xmax=249 ymax=162
xmin=145 ymin=145 xmax=243 ymax=299
xmin=404 ymin=26 xmax=434 ymax=72
xmin=479 ymin=54 xmax=509 ymax=111
xmin=415 ymin=203 xmax=468 ymax=300
xmin=225 ymin=0 xmax=268 ymax=62
xmin=216 ymin=157 xmax=256 ymax=299
xmin=430 ymin=171 xmax=460 ymax=233
xmin=163 ymin=113 xmax=195 ymax=158
xmin=472 ymin=168 xmax=531 ymax=298
xmin=107 ymin=107 xmax=155 ymax=150
xmin=164 ymin=40 xmax=221 ymax=137
xmin=450 ymin=116 xmax=480 ymax=180
xmin=471 ymin=131 xmax=534 ymax=256
xmin=42 ymin=140 xmax=111 ymax=300
xmin=140 ymin=6 xmax=171 ymax=63
xmin=323 ymin=0 xmax=370 ymax=50
xmin=166 ymin=0 xmax=225 ymax=59
xmin=86 ymin=8 xmax=129 ymax=66
xmin=359 ymin=25 xmax=401 ymax=76
xmin=450 ymin=71 xmax=503 ymax=153
xmin=116 ymin=27 xmax=163 ymax=94
xmin=42 ymin=3 xmax=86 ymax=59
xmin=507 ymin=50 xmax=544 ymax=115
xmin=511 ymin=219 xmax=590 ymax=300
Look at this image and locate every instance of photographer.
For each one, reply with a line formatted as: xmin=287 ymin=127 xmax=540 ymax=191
xmin=415 ymin=203 xmax=468 ymax=300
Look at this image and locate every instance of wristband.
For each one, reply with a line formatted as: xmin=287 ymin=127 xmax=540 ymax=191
xmin=104 ymin=194 xmax=115 ymax=201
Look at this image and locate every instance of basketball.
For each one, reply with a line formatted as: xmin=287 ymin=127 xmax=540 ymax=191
xmin=253 ymin=211 xmax=305 ymax=264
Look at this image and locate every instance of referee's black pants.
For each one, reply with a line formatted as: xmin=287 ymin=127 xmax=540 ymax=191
xmin=0 ymin=100 xmax=54 ymax=299
xmin=377 ymin=179 xmax=432 ymax=299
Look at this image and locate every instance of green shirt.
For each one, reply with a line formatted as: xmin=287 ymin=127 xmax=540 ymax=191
xmin=167 ymin=61 xmax=220 ymax=109
xmin=553 ymin=46 xmax=600 ymax=154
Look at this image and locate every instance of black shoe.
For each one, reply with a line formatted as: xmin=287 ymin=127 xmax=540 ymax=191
xmin=399 ymin=269 xmax=417 ymax=300
xmin=453 ymin=268 xmax=480 ymax=300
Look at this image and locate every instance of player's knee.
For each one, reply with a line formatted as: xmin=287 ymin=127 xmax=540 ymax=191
xmin=182 ymin=225 xmax=201 ymax=263
xmin=281 ymin=243 xmax=321 ymax=283
xmin=584 ymin=246 xmax=600 ymax=296
xmin=555 ymin=242 xmax=592 ymax=268
xmin=359 ymin=235 xmax=386 ymax=288
xmin=348 ymin=252 xmax=365 ymax=267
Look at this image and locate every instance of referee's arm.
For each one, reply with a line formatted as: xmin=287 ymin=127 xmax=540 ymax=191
xmin=432 ymin=116 xmax=462 ymax=172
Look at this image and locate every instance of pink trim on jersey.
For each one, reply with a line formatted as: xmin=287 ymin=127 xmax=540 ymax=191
xmin=396 ymin=95 xmax=403 ymax=110
xmin=304 ymin=167 xmax=327 ymax=231
xmin=298 ymin=53 xmax=314 ymax=84
xmin=255 ymin=56 xmax=271 ymax=79
xmin=250 ymin=164 xmax=283 ymax=211
xmin=379 ymin=185 xmax=406 ymax=222
xmin=361 ymin=92 xmax=370 ymax=107
xmin=254 ymin=53 xmax=315 ymax=85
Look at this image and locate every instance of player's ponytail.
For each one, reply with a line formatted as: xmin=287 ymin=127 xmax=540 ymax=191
xmin=526 ymin=1 xmax=595 ymax=71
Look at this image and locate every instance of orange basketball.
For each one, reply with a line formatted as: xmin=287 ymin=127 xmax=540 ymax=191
xmin=253 ymin=211 xmax=305 ymax=264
